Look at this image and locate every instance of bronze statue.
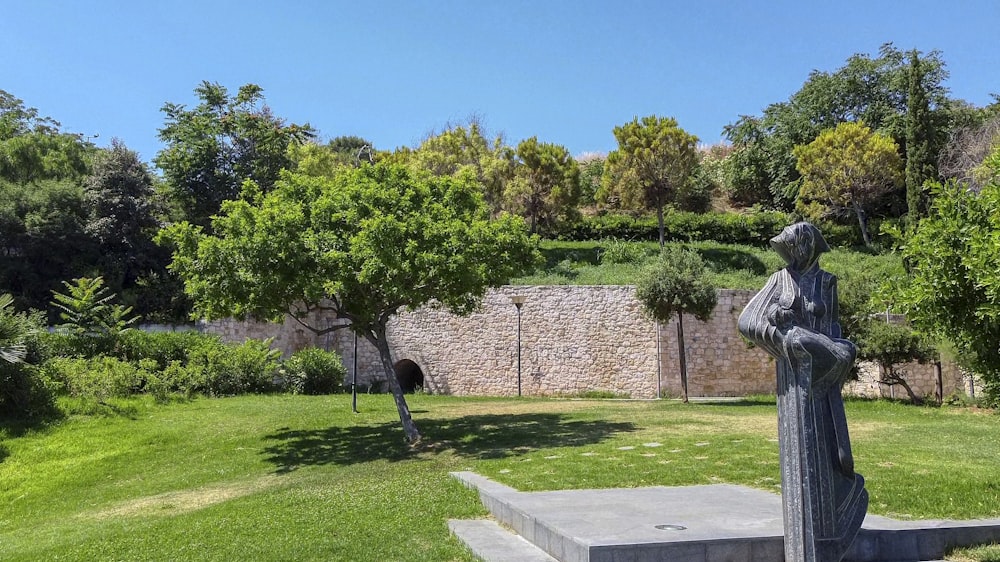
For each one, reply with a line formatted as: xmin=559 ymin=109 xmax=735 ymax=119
xmin=739 ymin=222 xmax=868 ymax=561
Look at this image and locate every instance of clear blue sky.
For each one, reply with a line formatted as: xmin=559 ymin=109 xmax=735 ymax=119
xmin=3 ymin=1 xmax=998 ymax=165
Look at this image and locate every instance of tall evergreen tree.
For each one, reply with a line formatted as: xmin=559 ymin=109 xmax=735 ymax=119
xmin=905 ymin=50 xmax=937 ymax=227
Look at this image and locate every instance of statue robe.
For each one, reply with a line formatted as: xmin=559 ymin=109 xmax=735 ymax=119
xmin=739 ymin=264 xmax=868 ymax=561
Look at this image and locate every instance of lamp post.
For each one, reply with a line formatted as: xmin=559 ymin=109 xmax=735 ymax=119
xmin=352 ymin=330 xmax=359 ymax=413
xmin=510 ymin=295 xmax=527 ymax=397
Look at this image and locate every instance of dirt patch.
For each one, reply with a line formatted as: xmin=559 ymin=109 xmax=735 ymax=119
xmin=83 ymin=475 xmax=283 ymax=519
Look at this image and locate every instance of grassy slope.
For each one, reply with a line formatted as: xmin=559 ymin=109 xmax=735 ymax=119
xmin=3 ymin=395 xmax=999 ymax=561
xmin=514 ymin=240 xmax=902 ymax=289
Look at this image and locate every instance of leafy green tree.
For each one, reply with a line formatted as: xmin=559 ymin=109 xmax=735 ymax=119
xmin=505 ymin=137 xmax=581 ymax=234
xmin=973 ymin=136 xmax=1000 ymax=187
xmin=155 ymin=82 xmax=315 ymax=228
xmin=0 ymin=179 xmax=97 ymax=315
xmin=51 ymin=276 xmax=138 ymax=357
xmin=0 ymin=292 xmax=52 ymax=419
xmin=892 ymin=180 xmax=1000 ymax=404
xmin=853 ymin=320 xmax=938 ymax=404
xmin=577 ymin=153 xmax=605 ymax=206
xmin=794 ymin=122 xmax=903 ymax=246
xmin=409 ymin=119 xmax=514 ymax=214
xmin=0 ymin=90 xmax=94 ymax=184
xmin=288 ymin=136 xmax=376 ymax=177
xmin=723 ymin=115 xmax=802 ymax=209
xmin=160 ymin=162 xmax=539 ymax=442
xmin=600 ymin=116 xmax=699 ymax=247
xmin=905 ymin=51 xmax=938 ymax=226
xmin=0 ymin=293 xmax=34 ymax=364
xmin=84 ymin=139 xmax=165 ymax=297
xmin=635 ymin=247 xmax=717 ymax=402
xmin=724 ymin=44 xmax=950 ymax=210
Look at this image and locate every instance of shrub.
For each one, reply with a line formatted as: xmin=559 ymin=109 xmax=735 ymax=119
xmin=187 ymin=338 xmax=281 ymax=396
xmin=557 ymin=210 xmax=793 ymax=246
xmin=1 ymin=295 xmax=58 ymax=420
xmin=282 ymin=347 xmax=346 ymax=395
xmin=44 ymin=356 xmax=152 ymax=402
xmin=599 ymin=238 xmax=649 ymax=265
xmin=49 ymin=277 xmax=138 ymax=357
xmin=0 ymin=363 xmax=60 ymax=420
xmin=145 ymin=360 xmax=204 ymax=403
xmin=116 ymin=329 xmax=214 ymax=369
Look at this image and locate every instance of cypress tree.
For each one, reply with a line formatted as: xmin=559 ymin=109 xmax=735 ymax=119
xmin=905 ymin=51 xmax=937 ymax=227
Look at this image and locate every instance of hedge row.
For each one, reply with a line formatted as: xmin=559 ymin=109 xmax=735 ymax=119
xmin=554 ymin=211 xmax=866 ymax=247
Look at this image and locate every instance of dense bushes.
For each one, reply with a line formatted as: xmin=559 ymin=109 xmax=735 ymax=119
xmin=186 ymin=337 xmax=281 ymax=396
xmin=1 ymin=295 xmax=59 ymax=419
xmin=282 ymin=347 xmax=346 ymax=395
xmin=3 ymin=327 xmax=347 ymax=419
xmin=557 ymin=210 xmax=791 ymax=245
xmin=555 ymin=210 xmax=869 ymax=247
xmin=2 ymin=275 xmax=349 ymax=421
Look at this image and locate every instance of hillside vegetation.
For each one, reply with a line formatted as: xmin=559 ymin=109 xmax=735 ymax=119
xmin=514 ymin=240 xmax=903 ymax=291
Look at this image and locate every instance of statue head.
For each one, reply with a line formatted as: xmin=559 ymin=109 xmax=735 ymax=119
xmin=770 ymin=222 xmax=830 ymax=272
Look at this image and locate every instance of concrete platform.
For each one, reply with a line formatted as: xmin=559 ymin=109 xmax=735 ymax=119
xmin=448 ymin=519 xmax=558 ymax=562
xmin=449 ymin=471 xmax=1000 ymax=562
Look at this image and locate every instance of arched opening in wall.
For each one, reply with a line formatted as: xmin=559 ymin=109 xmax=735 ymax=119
xmin=394 ymin=360 xmax=425 ymax=393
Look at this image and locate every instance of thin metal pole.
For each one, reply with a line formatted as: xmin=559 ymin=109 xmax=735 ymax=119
xmin=655 ymin=320 xmax=662 ymax=399
xmin=352 ymin=330 xmax=358 ymax=413
xmin=516 ymin=307 xmax=523 ymax=397
xmin=677 ymin=314 xmax=688 ymax=403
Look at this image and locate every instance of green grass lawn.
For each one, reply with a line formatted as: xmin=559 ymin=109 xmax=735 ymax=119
xmin=2 ymin=395 xmax=999 ymax=561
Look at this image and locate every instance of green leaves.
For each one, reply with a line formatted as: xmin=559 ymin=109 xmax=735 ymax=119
xmin=162 ymin=161 xmax=540 ymax=334
xmin=893 ymin=180 xmax=1000 ymax=402
xmin=723 ymin=44 xmax=951 ymax=211
xmin=600 ymin=115 xmax=699 ymax=246
xmin=408 ymin=120 xmax=514 ymax=214
xmin=0 ymin=293 xmax=37 ymax=364
xmin=155 ymin=81 xmax=316 ymax=228
xmin=635 ymin=247 xmax=717 ymax=323
xmin=506 ymin=136 xmax=581 ymax=234
xmin=50 ymin=276 xmax=138 ymax=338
xmin=794 ymin=122 xmax=903 ymax=245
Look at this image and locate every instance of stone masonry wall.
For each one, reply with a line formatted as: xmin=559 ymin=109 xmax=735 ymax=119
xmin=201 ymin=286 xmax=972 ymax=399
xmin=846 ymin=359 xmax=971 ymax=401
xmin=387 ymin=286 xmax=658 ymax=398
xmin=658 ymin=290 xmax=777 ymax=397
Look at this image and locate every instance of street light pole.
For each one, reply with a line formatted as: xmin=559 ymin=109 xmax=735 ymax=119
xmin=352 ymin=330 xmax=359 ymax=413
xmin=510 ymin=295 xmax=527 ymax=397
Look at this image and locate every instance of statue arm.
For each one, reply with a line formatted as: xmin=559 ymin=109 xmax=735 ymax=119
xmin=738 ymin=272 xmax=786 ymax=358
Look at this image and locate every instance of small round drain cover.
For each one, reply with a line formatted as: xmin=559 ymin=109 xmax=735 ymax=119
xmin=654 ymin=524 xmax=687 ymax=531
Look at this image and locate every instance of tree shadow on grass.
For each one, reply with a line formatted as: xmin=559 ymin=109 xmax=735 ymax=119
xmin=694 ymin=247 xmax=768 ymax=275
xmin=691 ymin=397 xmax=777 ymax=407
xmin=261 ymin=413 xmax=638 ymax=473
xmin=540 ymin=246 xmax=602 ymax=268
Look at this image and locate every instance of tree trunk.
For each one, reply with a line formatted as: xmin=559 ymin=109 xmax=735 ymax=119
xmin=881 ymin=365 xmax=923 ymax=406
xmin=657 ymin=203 xmax=665 ymax=248
xmin=677 ymin=313 xmax=688 ymax=403
xmin=935 ymin=361 xmax=943 ymax=405
xmin=368 ymin=324 xmax=421 ymax=443
xmin=852 ymin=200 xmax=872 ymax=247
